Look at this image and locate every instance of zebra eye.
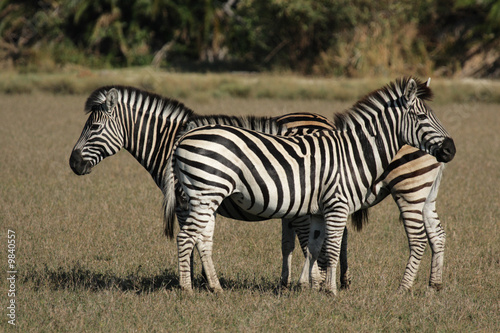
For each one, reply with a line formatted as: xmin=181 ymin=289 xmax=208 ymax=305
xmin=416 ymin=114 xmax=427 ymax=121
xmin=90 ymin=124 xmax=101 ymax=131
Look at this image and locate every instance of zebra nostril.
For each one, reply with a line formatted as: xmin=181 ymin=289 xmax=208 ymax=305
xmin=435 ymin=138 xmax=456 ymax=163
xmin=443 ymin=138 xmax=456 ymax=157
xmin=69 ymin=149 xmax=91 ymax=175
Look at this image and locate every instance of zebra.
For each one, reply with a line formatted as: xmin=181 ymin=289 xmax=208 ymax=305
xmin=162 ymin=77 xmax=455 ymax=294
xmin=281 ymin=145 xmax=447 ymax=292
xmin=262 ymin=111 xmax=448 ymax=292
xmin=278 ymin=126 xmax=448 ymax=292
xmin=69 ymin=83 xmax=451 ymax=293
xmin=69 ymin=87 xmax=195 ymax=186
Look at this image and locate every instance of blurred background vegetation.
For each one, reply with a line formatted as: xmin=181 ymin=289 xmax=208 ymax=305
xmin=0 ymin=0 xmax=499 ymax=78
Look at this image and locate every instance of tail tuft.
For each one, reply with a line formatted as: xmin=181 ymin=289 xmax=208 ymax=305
xmin=352 ymin=209 xmax=369 ymax=231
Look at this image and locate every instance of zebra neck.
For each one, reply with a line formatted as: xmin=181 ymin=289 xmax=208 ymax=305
xmin=341 ymin=111 xmax=403 ymax=187
xmin=121 ymin=110 xmax=187 ymax=189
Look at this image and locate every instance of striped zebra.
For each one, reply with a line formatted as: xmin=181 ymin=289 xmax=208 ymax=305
xmin=69 ymin=83 xmax=451 ymax=293
xmin=278 ymin=123 xmax=448 ymax=292
xmin=69 ymin=87 xmax=194 ymax=186
xmin=264 ymin=111 xmax=448 ymax=292
xmin=163 ymin=77 xmax=455 ymax=294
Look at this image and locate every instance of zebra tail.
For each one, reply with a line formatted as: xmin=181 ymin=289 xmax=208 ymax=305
xmin=162 ymin=153 xmax=177 ymax=239
xmin=352 ymin=209 xmax=369 ymax=231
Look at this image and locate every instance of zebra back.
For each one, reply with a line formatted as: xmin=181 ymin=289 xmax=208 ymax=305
xmin=275 ymin=112 xmax=336 ymax=134
xmin=185 ymin=114 xmax=285 ymax=134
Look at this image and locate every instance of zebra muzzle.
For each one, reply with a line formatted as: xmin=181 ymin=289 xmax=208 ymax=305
xmin=435 ymin=137 xmax=456 ymax=163
xmin=69 ymin=149 xmax=92 ymax=175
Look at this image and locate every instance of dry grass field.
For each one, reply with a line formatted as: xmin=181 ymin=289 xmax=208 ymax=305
xmin=1 ymin=80 xmax=499 ymax=331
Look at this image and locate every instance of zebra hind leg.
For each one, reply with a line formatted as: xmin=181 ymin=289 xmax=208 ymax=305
xmin=280 ymin=216 xmax=314 ymax=289
xmin=174 ymin=207 xmax=196 ymax=293
xmin=177 ymin=230 xmax=197 ymax=293
xmin=176 ymin=205 xmax=222 ymax=293
xmin=279 ymin=218 xmax=297 ymax=289
xmin=423 ymin=192 xmax=446 ymax=291
xmin=195 ymin=215 xmax=223 ymax=293
xmin=191 ymin=251 xmax=210 ymax=289
xmin=339 ymin=227 xmax=351 ymax=289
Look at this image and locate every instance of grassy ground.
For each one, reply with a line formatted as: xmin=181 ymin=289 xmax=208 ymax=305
xmin=0 ymin=80 xmax=499 ymax=331
xmin=1 ymin=68 xmax=500 ymax=104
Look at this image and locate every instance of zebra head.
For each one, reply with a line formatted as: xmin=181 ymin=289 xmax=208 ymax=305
xmin=70 ymin=88 xmax=124 ymax=175
xmin=400 ymin=78 xmax=455 ymax=163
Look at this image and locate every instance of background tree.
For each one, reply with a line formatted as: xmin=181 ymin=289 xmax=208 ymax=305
xmin=0 ymin=0 xmax=498 ymax=77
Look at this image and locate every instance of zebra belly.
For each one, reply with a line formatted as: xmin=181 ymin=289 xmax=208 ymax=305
xmin=216 ymin=197 xmax=270 ymax=221
xmin=227 ymin=186 xmax=321 ymax=219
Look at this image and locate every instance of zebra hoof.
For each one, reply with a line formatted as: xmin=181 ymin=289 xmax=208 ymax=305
xmin=340 ymin=276 xmax=351 ymax=290
xmin=396 ymin=286 xmax=411 ymax=295
xmin=209 ymin=286 xmax=223 ymax=293
xmin=310 ymin=282 xmax=322 ymax=291
xmin=340 ymin=282 xmax=350 ymax=290
xmin=180 ymin=286 xmax=194 ymax=294
xmin=273 ymin=283 xmax=291 ymax=295
xmin=296 ymin=282 xmax=310 ymax=291
xmin=428 ymin=283 xmax=442 ymax=292
xmin=277 ymin=281 xmax=291 ymax=291
xmin=322 ymin=287 xmax=338 ymax=297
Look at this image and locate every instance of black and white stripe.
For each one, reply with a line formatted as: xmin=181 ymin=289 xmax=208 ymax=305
xmin=163 ymin=77 xmax=455 ymax=294
xmin=70 ymin=80 xmax=453 ymax=293
xmin=70 ymin=86 xmax=193 ymax=187
xmin=277 ymin=120 xmax=449 ymax=292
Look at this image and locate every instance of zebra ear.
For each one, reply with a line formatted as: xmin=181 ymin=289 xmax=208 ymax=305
xmin=105 ymin=88 xmax=119 ymax=114
xmin=404 ymin=78 xmax=418 ymax=106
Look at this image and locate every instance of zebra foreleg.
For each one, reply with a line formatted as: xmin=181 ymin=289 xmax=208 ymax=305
xmin=291 ymin=216 xmax=350 ymax=290
xmin=422 ymin=166 xmax=446 ymax=291
xmin=316 ymin=233 xmax=350 ymax=289
xmin=322 ymin=206 xmax=349 ymax=296
xmin=298 ymin=215 xmax=325 ymax=290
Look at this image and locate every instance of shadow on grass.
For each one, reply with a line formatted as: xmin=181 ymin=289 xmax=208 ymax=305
xmin=22 ymin=264 xmax=282 ymax=295
xmin=23 ymin=264 xmax=179 ymax=294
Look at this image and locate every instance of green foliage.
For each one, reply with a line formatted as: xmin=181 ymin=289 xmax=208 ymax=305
xmin=219 ymin=0 xmax=437 ymax=75
xmin=455 ymin=0 xmax=500 ymax=32
xmin=0 ymin=0 xmax=498 ymax=76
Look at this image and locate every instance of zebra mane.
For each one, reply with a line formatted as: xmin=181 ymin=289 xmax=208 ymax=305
xmin=84 ymin=85 xmax=195 ymax=121
xmin=334 ymin=76 xmax=433 ymax=128
xmin=184 ymin=114 xmax=285 ymax=135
